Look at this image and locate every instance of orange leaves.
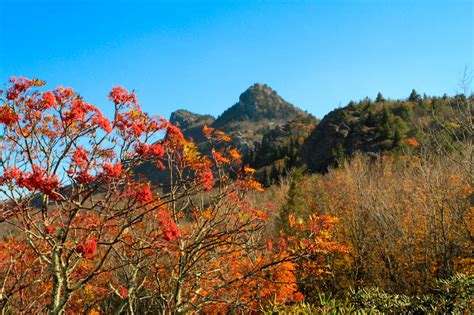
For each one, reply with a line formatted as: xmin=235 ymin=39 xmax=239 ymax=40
xmin=202 ymin=124 xmax=214 ymax=137
xmin=244 ymin=165 xmax=256 ymax=175
xmin=212 ymin=149 xmax=230 ymax=164
xmin=404 ymin=137 xmax=420 ymax=148
xmin=196 ymin=252 xmax=300 ymax=312
xmin=248 ymin=178 xmax=264 ymax=192
xmin=202 ymin=124 xmax=232 ymax=142
xmin=228 ymin=148 xmax=241 ymax=163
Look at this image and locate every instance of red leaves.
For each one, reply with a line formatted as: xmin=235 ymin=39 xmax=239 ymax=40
xmin=91 ymin=111 xmax=112 ymax=133
xmin=70 ymin=147 xmax=97 ymax=184
xmin=266 ymin=240 xmax=274 ymax=251
xmin=14 ymin=165 xmax=60 ymax=200
xmin=63 ymin=98 xmax=97 ymax=123
xmin=101 ymin=162 xmax=122 ymax=179
xmin=44 ymin=224 xmax=55 ymax=235
xmin=197 ymin=169 xmax=214 ymax=191
xmin=0 ymin=167 xmax=23 ymax=182
xmin=77 ymin=237 xmax=97 ymax=259
xmin=131 ymin=123 xmax=146 ymax=137
xmin=41 ymin=91 xmax=56 ymax=109
xmin=119 ymin=287 xmax=128 ymax=299
xmin=109 ymin=87 xmax=138 ymax=108
xmin=75 ymin=171 xmax=96 ymax=184
xmin=166 ymin=124 xmax=185 ymax=143
xmin=113 ymin=113 xmax=147 ymax=137
xmin=212 ymin=150 xmax=230 ymax=164
xmin=0 ymin=106 xmax=20 ymax=126
xmin=72 ymin=147 xmax=89 ymax=169
xmin=133 ymin=184 xmax=153 ymax=204
xmin=292 ymin=291 xmax=304 ymax=302
xmin=54 ymin=86 xmax=74 ymax=101
xmin=1 ymin=77 xmax=317 ymax=313
xmin=160 ymin=217 xmax=181 ymax=241
xmin=109 ymin=86 xmax=129 ymax=104
xmin=6 ymin=77 xmax=33 ymax=100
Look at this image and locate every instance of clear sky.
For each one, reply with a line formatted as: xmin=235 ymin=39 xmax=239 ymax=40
xmin=0 ymin=0 xmax=472 ymax=119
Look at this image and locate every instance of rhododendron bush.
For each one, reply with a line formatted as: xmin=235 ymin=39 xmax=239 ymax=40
xmin=0 ymin=78 xmax=344 ymax=314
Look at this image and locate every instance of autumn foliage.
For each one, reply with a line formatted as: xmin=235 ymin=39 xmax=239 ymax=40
xmin=0 ymin=78 xmax=344 ymax=314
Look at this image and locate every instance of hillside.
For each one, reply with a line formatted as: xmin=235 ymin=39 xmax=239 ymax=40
xmin=300 ymin=92 xmax=468 ymax=172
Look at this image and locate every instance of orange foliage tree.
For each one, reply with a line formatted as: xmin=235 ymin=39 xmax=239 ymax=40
xmin=0 ymin=78 xmax=343 ymax=314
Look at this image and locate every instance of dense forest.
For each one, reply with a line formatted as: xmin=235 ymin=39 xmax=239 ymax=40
xmin=0 ymin=78 xmax=472 ymax=313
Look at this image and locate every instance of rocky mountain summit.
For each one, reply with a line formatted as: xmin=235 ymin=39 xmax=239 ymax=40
xmin=170 ymin=83 xmax=314 ymax=150
xmin=169 ymin=83 xmax=317 ymax=184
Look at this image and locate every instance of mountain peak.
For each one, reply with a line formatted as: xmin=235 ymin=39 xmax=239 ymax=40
xmin=213 ymin=83 xmax=304 ymax=128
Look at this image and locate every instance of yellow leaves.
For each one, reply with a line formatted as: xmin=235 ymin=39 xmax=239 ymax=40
xmin=31 ymin=78 xmax=46 ymax=86
xmin=228 ymin=148 xmax=241 ymax=161
xmin=128 ymin=108 xmax=143 ymax=118
xmin=244 ymin=166 xmax=256 ymax=175
xmin=221 ymin=135 xmax=232 ymax=142
xmin=214 ymin=130 xmax=231 ymax=142
xmin=288 ymin=214 xmax=309 ymax=228
xmin=289 ymin=214 xmax=296 ymax=228
xmin=183 ymin=142 xmax=201 ymax=163
xmin=202 ymin=208 xmax=213 ymax=220
xmin=202 ymin=124 xmax=212 ymax=134
xmin=202 ymin=125 xmax=232 ymax=142
xmin=248 ymin=178 xmax=264 ymax=192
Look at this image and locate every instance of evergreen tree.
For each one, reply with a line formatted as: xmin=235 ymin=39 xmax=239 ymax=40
xmin=279 ymin=168 xmax=305 ymax=235
xmin=408 ymin=89 xmax=422 ymax=103
xmin=366 ymin=108 xmax=376 ymax=127
xmin=376 ymin=92 xmax=385 ymax=103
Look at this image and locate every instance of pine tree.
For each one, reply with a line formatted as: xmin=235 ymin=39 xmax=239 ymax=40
xmin=376 ymin=92 xmax=385 ymax=103
xmin=408 ymin=89 xmax=421 ymax=103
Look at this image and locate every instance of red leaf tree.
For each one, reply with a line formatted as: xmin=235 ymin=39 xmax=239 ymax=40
xmin=0 ymin=78 xmax=343 ymax=314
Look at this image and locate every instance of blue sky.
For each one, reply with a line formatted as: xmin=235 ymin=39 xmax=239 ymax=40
xmin=0 ymin=0 xmax=472 ymax=119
